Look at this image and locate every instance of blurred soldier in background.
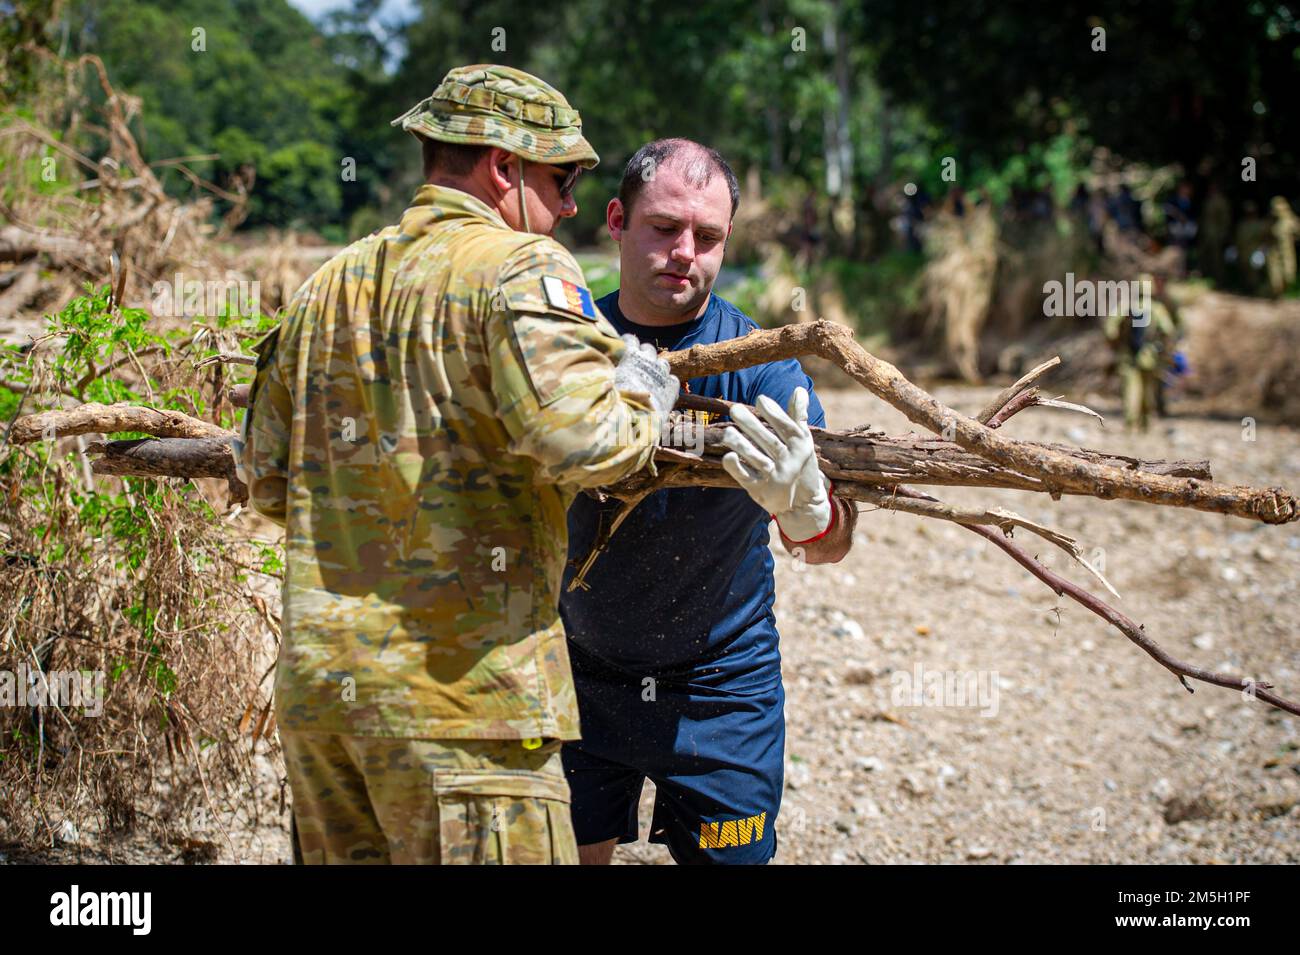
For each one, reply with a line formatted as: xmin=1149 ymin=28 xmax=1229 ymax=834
xmin=1163 ymin=180 xmax=1197 ymax=264
xmin=1196 ymin=182 xmax=1231 ymax=286
xmin=1267 ymin=195 xmax=1298 ymax=297
xmin=1105 ymin=271 xmax=1182 ymax=431
xmin=1235 ymin=201 xmax=1271 ymax=295
xmin=238 ymin=65 xmax=676 ymax=864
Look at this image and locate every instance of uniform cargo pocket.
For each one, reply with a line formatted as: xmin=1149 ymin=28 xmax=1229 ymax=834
xmin=432 ymin=768 xmax=576 ymax=865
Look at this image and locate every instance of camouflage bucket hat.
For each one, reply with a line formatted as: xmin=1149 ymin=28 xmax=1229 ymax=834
xmin=391 ymin=64 xmax=598 ymax=169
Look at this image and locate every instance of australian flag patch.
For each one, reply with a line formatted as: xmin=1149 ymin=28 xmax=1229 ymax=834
xmin=541 ymin=275 xmax=598 ymax=319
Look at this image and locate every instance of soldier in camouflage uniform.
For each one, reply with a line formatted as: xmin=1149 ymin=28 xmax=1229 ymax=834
xmin=237 ymin=64 xmax=679 ymax=864
xmin=1267 ymin=195 xmax=1298 ymax=297
xmin=1104 ymin=272 xmax=1181 ymax=432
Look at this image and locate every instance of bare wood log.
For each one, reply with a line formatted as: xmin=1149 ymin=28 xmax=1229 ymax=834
xmin=9 ymin=403 xmax=230 ymax=444
xmin=0 ymin=225 xmax=100 ymax=267
xmin=663 ymin=321 xmax=1298 ymax=524
xmin=0 ymin=265 xmax=40 ymax=318
xmin=87 ymin=436 xmax=232 ymax=479
xmin=85 ymin=436 xmax=247 ymax=504
xmin=676 ymin=395 xmax=1209 ymax=479
xmin=604 ymin=420 xmax=1212 ymax=498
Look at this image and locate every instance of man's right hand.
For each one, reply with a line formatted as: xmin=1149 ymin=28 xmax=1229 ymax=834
xmin=614 ymin=334 xmax=680 ymax=415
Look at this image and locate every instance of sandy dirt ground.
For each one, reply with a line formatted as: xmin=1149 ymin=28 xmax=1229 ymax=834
xmin=6 ymin=383 xmax=1297 ymax=866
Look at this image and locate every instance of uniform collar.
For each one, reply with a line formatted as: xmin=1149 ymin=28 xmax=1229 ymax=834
xmin=403 ymin=183 xmax=510 ymax=232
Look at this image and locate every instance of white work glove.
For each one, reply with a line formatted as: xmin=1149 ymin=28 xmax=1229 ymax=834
xmin=720 ymin=387 xmax=833 ymax=542
xmin=614 ymin=334 xmax=680 ymax=416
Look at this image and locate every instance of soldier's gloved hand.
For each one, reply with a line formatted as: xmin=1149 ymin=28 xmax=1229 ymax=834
xmin=720 ymin=387 xmax=832 ymax=542
xmin=614 ymin=333 xmax=680 ymax=416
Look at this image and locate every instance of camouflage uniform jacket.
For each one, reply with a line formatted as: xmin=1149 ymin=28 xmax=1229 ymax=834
xmin=242 ymin=184 xmax=658 ymax=740
xmin=1104 ymin=299 xmax=1179 ymax=371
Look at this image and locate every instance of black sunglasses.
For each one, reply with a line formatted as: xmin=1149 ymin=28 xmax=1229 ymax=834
xmin=553 ymin=163 xmax=581 ymax=199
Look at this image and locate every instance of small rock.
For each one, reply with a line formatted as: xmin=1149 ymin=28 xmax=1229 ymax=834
xmin=1080 ymin=639 xmax=1095 ymax=652
xmin=901 ymin=773 xmax=932 ymax=797
xmin=1220 ymin=565 xmax=1240 ymax=582
xmin=1192 ymin=632 xmax=1215 ymax=650
xmin=855 ymin=756 xmax=885 ymax=773
xmin=831 ymin=619 xmax=865 ymax=641
xmin=1151 ymin=778 xmax=1174 ymax=800
xmin=1253 ymin=545 xmax=1275 ymax=563
xmin=1163 ymin=793 xmax=1219 ymax=825
xmin=967 ymin=846 xmax=993 ymax=860
xmin=787 ymin=762 xmax=812 ymax=790
xmin=854 ymin=798 xmax=883 ymax=818
xmin=915 ymin=624 xmax=931 ymax=636
xmin=834 ymin=814 xmax=856 ymax=835
xmin=1104 ymin=778 xmax=1118 ymax=792
xmin=58 ymin=820 xmax=78 ymax=844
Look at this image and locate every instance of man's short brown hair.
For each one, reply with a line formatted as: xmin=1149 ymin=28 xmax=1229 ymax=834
xmin=421 ymin=138 xmax=491 ymax=180
xmin=618 ymin=138 xmax=739 ymax=222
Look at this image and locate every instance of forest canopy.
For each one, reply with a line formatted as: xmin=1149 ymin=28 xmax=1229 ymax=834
xmin=6 ymin=0 xmax=1294 ymax=244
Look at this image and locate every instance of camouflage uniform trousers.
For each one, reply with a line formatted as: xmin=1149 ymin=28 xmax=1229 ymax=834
xmin=1120 ymin=362 xmax=1158 ymax=432
xmin=282 ymin=731 xmax=578 ymax=864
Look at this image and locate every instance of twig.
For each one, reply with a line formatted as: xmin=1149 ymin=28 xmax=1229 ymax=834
xmin=976 ymin=356 xmax=1061 ymax=423
xmin=986 ymin=388 xmax=1041 ymax=428
xmin=1037 ymin=396 xmax=1105 ymax=426
xmin=195 ymin=353 xmax=256 ymax=368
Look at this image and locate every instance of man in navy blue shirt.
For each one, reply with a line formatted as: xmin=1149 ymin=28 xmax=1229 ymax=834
xmin=561 ymin=139 xmax=857 ymax=864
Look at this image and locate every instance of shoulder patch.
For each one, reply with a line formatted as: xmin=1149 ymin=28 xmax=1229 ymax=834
xmin=541 ymin=276 xmax=598 ymax=319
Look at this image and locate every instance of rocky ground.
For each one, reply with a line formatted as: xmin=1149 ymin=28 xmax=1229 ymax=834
xmin=6 ymin=383 xmax=1297 ymax=866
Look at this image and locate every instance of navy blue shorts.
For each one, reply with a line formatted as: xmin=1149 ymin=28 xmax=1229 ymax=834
xmin=562 ymin=640 xmax=785 ymax=865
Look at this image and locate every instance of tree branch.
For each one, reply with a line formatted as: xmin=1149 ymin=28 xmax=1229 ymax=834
xmin=9 ymin=402 xmax=230 ymax=444
xmin=663 ymin=321 xmax=1298 ymax=524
